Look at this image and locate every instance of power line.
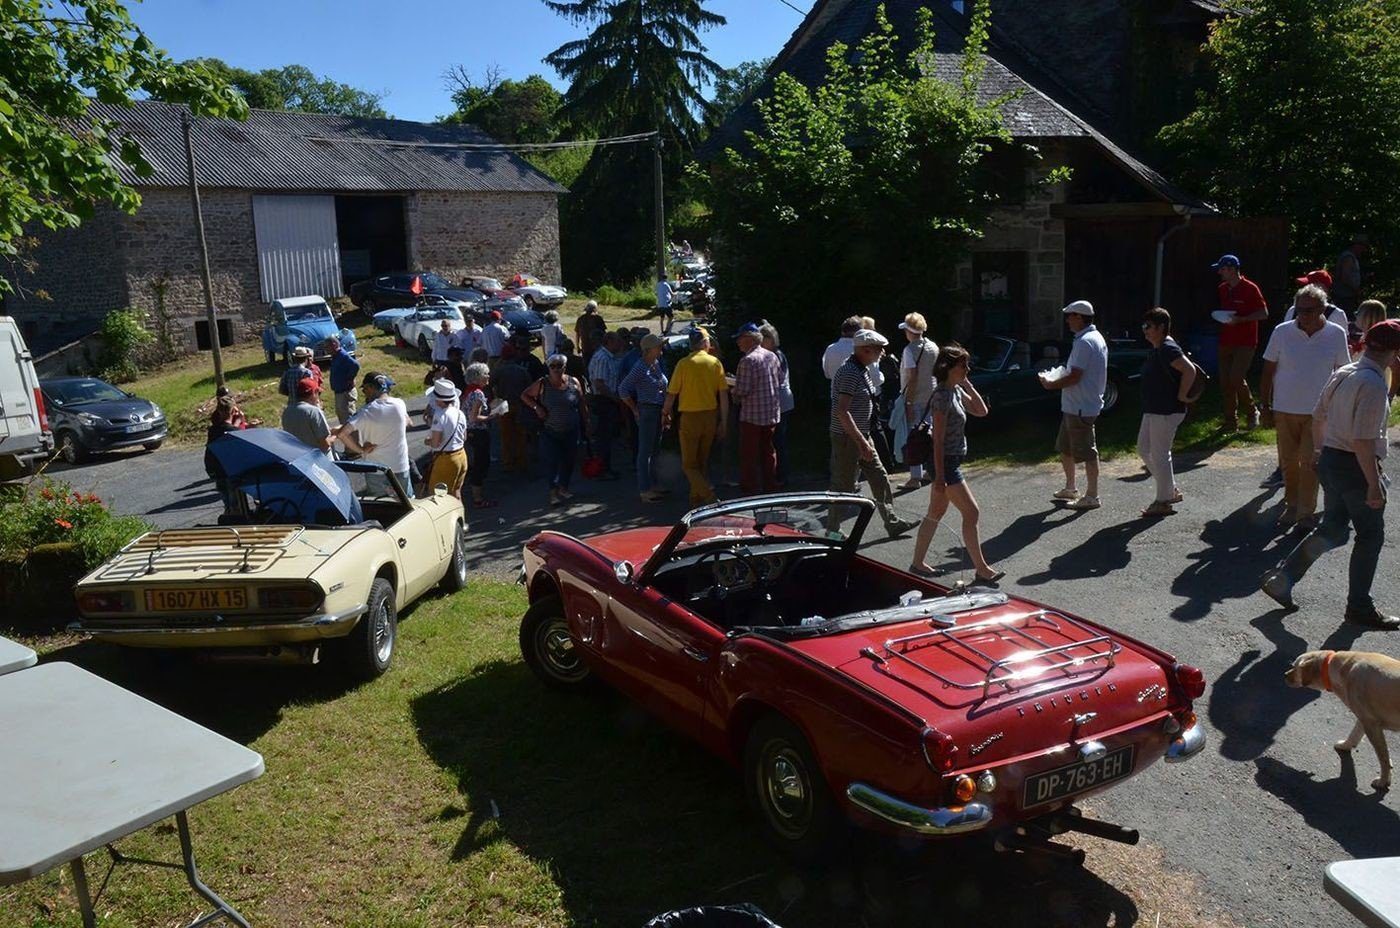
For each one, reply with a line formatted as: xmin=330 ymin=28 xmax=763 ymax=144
xmin=771 ymin=0 xmax=807 ymax=15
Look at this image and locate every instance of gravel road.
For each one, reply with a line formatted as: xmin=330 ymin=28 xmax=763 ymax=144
xmin=48 ymin=435 xmax=1400 ymax=927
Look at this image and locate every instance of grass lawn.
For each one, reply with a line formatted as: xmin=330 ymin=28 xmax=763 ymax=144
xmin=1 ymin=581 xmax=1227 ymax=928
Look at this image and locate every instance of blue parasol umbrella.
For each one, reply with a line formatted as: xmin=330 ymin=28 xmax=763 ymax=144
xmin=208 ymin=429 xmax=363 ymax=525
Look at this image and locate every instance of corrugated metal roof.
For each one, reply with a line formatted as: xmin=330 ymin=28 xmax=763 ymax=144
xmin=87 ymin=100 xmax=567 ymax=195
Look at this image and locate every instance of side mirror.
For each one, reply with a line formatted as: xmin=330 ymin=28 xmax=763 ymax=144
xmin=1007 ymin=364 xmax=1021 ymax=372
xmin=614 ymin=560 xmax=636 ymax=585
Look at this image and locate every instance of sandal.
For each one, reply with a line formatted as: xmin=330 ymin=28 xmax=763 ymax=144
xmin=974 ymin=570 xmax=1006 ymax=585
xmin=909 ymin=563 xmax=941 ymax=578
xmin=1141 ymin=501 xmax=1176 ymax=518
xmin=1068 ymin=495 xmax=1101 ymax=511
xmin=1052 ymin=488 xmax=1080 ymax=501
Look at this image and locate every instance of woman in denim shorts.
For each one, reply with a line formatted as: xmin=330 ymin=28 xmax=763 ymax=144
xmin=909 ymin=344 xmax=1004 ymax=584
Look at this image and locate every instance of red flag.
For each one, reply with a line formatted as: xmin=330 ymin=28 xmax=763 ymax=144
xmin=410 ymin=275 xmax=423 ymax=296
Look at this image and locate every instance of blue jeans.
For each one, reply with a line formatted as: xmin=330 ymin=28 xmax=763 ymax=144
xmin=589 ymin=396 xmax=619 ymax=471
xmin=1280 ymin=447 xmax=1386 ymax=611
xmin=636 ymin=404 xmax=662 ymax=493
xmin=540 ymin=427 xmax=578 ymax=490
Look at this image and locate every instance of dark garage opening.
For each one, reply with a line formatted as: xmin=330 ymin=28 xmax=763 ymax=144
xmin=336 ymin=195 xmax=407 ymax=289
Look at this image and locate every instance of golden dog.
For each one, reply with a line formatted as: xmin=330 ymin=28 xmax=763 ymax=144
xmin=1285 ymin=649 xmax=1400 ymax=791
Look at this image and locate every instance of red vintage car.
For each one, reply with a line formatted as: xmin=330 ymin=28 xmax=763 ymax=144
xmin=518 ymin=493 xmax=1206 ymax=861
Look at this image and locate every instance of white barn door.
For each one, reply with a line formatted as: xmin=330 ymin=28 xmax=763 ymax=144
xmin=252 ymin=195 xmax=343 ymax=301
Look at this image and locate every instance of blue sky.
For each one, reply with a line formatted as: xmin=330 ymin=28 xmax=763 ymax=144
xmin=127 ymin=0 xmax=815 ymax=122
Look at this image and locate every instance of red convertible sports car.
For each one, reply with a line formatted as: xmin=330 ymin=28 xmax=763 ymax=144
xmin=518 ymin=493 xmax=1206 ymax=861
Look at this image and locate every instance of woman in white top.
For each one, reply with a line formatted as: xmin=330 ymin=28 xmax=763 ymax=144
xmin=425 ymin=379 xmax=469 ymax=496
xmin=898 ymin=312 xmax=939 ymax=489
xmin=542 ymin=310 xmax=566 ymax=358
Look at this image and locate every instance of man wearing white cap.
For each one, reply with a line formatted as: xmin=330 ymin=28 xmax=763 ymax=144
xmin=830 ymin=329 xmax=919 ymax=537
xmin=1041 ymin=300 xmax=1108 ymax=510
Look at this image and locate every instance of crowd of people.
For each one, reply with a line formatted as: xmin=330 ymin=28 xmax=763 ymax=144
xmin=209 ymin=238 xmax=1400 ymax=628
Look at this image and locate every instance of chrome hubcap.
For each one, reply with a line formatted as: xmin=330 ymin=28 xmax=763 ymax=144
xmin=763 ymin=747 xmax=811 ymax=835
xmin=539 ymin=620 xmax=584 ymax=680
xmin=372 ymin=602 xmax=393 ymax=663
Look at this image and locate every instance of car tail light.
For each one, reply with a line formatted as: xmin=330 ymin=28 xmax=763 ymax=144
xmin=1173 ymin=663 xmax=1206 ymax=700
xmin=952 ymin=774 xmax=977 ymax=804
xmin=34 ymin=387 xmax=49 ymax=433
xmin=258 ymin=585 xmax=322 ymax=611
xmin=921 ymin=727 xmax=959 ymax=773
xmin=77 ymin=590 xmax=134 ymax=613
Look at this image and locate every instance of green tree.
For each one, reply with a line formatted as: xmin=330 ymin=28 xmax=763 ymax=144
xmin=709 ymin=57 xmax=773 ymax=127
xmin=441 ymin=66 xmax=561 ymax=144
xmin=1159 ymin=0 xmax=1400 ymax=294
xmin=173 ymin=59 xmax=387 ymax=118
xmin=0 ymin=0 xmax=246 ymax=295
xmin=544 ymin=0 xmax=726 ymax=287
xmin=699 ymin=2 xmax=1032 ymax=391
xmin=186 ymin=57 xmax=282 ymax=110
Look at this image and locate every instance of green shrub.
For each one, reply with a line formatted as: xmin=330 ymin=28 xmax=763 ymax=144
xmin=97 ymin=307 xmax=154 ymax=383
xmin=591 ymin=279 xmax=656 ymax=309
xmin=0 ymin=479 xmax=150 ymax=570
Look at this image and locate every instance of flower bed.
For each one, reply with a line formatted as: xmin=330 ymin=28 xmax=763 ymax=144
xmin=0 ymin=480 xmax=150 ymax=632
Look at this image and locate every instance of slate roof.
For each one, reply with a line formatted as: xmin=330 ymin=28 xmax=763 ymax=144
xmin=86 ymin=100 xmax=567 ymax=194
xmin=703 ymin=0 xmax=1209 ymax=209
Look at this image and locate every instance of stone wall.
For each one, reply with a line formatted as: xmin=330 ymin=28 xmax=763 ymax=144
xmin=407 ymin=191 xmax=562 ymax=284
xmin=2 ymin=205 xmax=128 ymax=356
xmin=955 ymin=155 xmax=1068 ymax=342
xmin=117 ymin=188 xmax=264 ymax=345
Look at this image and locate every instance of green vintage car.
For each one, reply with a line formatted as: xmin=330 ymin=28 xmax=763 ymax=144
xmin=967 ymin=334 xmax=1150 ymax=416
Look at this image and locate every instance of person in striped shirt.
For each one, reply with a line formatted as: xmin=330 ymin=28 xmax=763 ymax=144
xmin=730 ymin=322 xmax=783 ymax=493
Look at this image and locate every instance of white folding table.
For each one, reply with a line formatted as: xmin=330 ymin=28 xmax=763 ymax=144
xmin=0 ymin=662 xmax=265 ymax=927
xmin=1326 ymin=858 xmax=1400 ymax=928
xmin=0 ymin=634 xmax=37 ymax=675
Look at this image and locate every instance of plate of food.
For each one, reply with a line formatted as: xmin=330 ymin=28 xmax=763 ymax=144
xmin=1211 ymin=310 xmax=1235 ymax=324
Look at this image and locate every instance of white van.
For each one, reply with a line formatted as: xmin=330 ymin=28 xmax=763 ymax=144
xmin=0 ymin=317 xmax=52 ymax=478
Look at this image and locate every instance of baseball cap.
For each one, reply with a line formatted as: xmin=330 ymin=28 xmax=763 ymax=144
xmin=733 ymin=322 xmax=762 ymax=339
xmin=490 ymin=310 xmax=503 ymax=321
xmin=688 ymin=329 xmax=708 ymax=349
xmin=295 ymin=378 xmax=321 ymax=399
xmin=851 ymin=329 xmax=888 ymax=348
xmin=1364 ymin=319 xmax=1400 ymax=352
xmin=362 ymin=372 xmax=395 ymax=391
xmin=640 ymin=333 xmax=662 ymax=352
xmin=1211 ymin=254 xmax=1241 ymax=270
xmin=1295 ymin=269 xmax=1333 ymax=288
xmin=1062 ymin=300 xmax=1095 ymax=317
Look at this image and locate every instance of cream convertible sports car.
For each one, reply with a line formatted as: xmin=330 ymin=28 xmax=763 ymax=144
xmin=70 ymin=429 xmax=468 ymax=678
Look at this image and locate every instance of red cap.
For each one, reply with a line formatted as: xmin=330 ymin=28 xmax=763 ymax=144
xmin=1294 ymin=269 xmax=1333 ymax=288
xmin=490 ymin=310 xmax=503 ymax=321
xmin=1364 ymin=319 xmax=1400 ymax=352
xmin=295 ymin=377 xmax=321 ymax=398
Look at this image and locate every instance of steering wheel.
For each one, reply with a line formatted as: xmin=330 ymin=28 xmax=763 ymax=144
xmin=691 ymin=546 xmax=762 ymax=602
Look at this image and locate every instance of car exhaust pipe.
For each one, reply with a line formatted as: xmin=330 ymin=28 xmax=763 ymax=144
xmin=993 ymin=830 xmax=1087 ymax=866
xmin=1050 ymin=808 xmax=1139 ymax=845
xmin=199 ymin=645 xmax=320 ymax=666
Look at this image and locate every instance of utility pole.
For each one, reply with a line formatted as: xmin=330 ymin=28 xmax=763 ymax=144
xmin=652 ymin=131 xmax=666 ymax=285
xmin=182 ymin=110 xmax=225 ymax=387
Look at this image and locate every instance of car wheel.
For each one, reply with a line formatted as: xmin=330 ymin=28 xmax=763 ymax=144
xmin=363 ymin=298 xmax=375 ymax=316
xmin=519 ymin=594 xmax=592 ymax=690
xmin=1102 ymin=372 xmax=1126 ymax=415
xmin=743 ymin=714 xmax=845 ymax=862
xmin=57 ymin=431 xmax=88 ymax=465
xmin=342 ymin=576 xmax=396 ymax=680
xmin=418 ymin=334 xmax=433 ymax=359
xmin=142 ymin=441 xmax=163 ymax=452
xmin=440 ymin=521 xmax=468 ymax=592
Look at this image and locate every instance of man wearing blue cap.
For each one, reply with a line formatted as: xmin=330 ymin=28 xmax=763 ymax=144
xmin=334 ymin=372 xmax=413 ymax=497
xmin=730 ymin=322 xmax=783 ymax=493
xmin=1214 ymin=253 xmax=1269 ymax=430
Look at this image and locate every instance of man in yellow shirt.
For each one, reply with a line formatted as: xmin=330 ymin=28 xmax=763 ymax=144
xmin=663 ymin=329 xmax=729 ymax=505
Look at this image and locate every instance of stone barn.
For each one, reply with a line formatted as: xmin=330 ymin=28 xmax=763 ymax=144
xmin=3 ymin=100 xmax=566 ymax=356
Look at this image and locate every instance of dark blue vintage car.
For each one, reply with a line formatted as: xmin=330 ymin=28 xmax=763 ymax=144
xmin=967 ymin=334 xmax=1150 ymax=416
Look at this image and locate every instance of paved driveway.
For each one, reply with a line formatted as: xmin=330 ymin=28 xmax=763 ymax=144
xmin=48 ymin=437 xmax=1399 ymax=927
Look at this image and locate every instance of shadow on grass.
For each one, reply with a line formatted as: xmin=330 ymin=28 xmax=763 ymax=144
xmin=412 ymin=660 xmax=1145 ymax=927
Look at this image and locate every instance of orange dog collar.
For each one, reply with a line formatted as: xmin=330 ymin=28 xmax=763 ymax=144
xmin=1321 ymin=650 xmax=1335 ymax=692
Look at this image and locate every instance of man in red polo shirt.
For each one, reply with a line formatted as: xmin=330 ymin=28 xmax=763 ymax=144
xmin=1214 ymin=253 xmax=1269 ymax=430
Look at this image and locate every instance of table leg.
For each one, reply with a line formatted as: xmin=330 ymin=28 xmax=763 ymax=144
xmin=175 ymin=810 xmax=251 ymax=928
xmin=69 ymin=856 xmax=97 ymax=928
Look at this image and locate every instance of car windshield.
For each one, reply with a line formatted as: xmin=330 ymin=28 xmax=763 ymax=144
xmin=672 ymin=500 xmax=868 ymax=554
xmin=969 ymin=335 xmax=1012 ymax=372
xmin=286 ymin=305 xmax=332 ymax=322
xmin=474 ymin=278 xmax=504 ymax=291
xmin=419 ymin=273 xmax=452 ymax=291
xmin=45 ymin=379 xmax=128 ymax=405
xmin=417 ymin=307 xmax=461 ymax=321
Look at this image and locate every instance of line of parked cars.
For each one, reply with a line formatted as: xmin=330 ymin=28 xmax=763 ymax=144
xmin=352 ymin=272 xmax=563 ymax=347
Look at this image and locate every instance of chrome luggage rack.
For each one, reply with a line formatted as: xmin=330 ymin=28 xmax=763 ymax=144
xmin=862 ymin=610 xmax=1120 ymax=699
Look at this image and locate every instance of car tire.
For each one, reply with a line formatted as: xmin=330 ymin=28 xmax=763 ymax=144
xmin=142 ymin=441 xmax=163 ymax=452
xmin=265 ymin=349 xmax=277 ymax=365
xmin=418 ymin=335 xmax=432 ymax=360
xmin=57 ymin=431 xmax=88 ymax=465
xmin=743 ymin=714 xmax=846 ymax=863
xmin=440 ymin=521 xmax=468 ymax=592
xmin=342 ymin=576 xmax=396 ymax=680
xmin=519 ymin=594 xmax=593 ymax=690
xmin=1102 ymin=372 xmax=1126 ymax=415
xmin=363 ymin=298 xmax=376 ymax=316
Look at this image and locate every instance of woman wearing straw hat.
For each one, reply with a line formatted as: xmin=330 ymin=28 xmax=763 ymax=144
xmin=424 ymin=378 xmax=469 ymax=497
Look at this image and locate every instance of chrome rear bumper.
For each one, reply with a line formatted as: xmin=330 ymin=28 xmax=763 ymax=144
xmin=1164 ymin=721 xmax=1206 ymax=763
xmin=846 ymin=782 xmax=993 ymax=836
xmin=68 ymin=605 xmax=367 ymax=648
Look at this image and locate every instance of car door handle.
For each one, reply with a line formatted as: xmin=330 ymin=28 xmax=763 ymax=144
xmin=398 ymin=538 xmax=407 ymax=548
xmin=682 ymin=646 xmax=709 ymax=663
